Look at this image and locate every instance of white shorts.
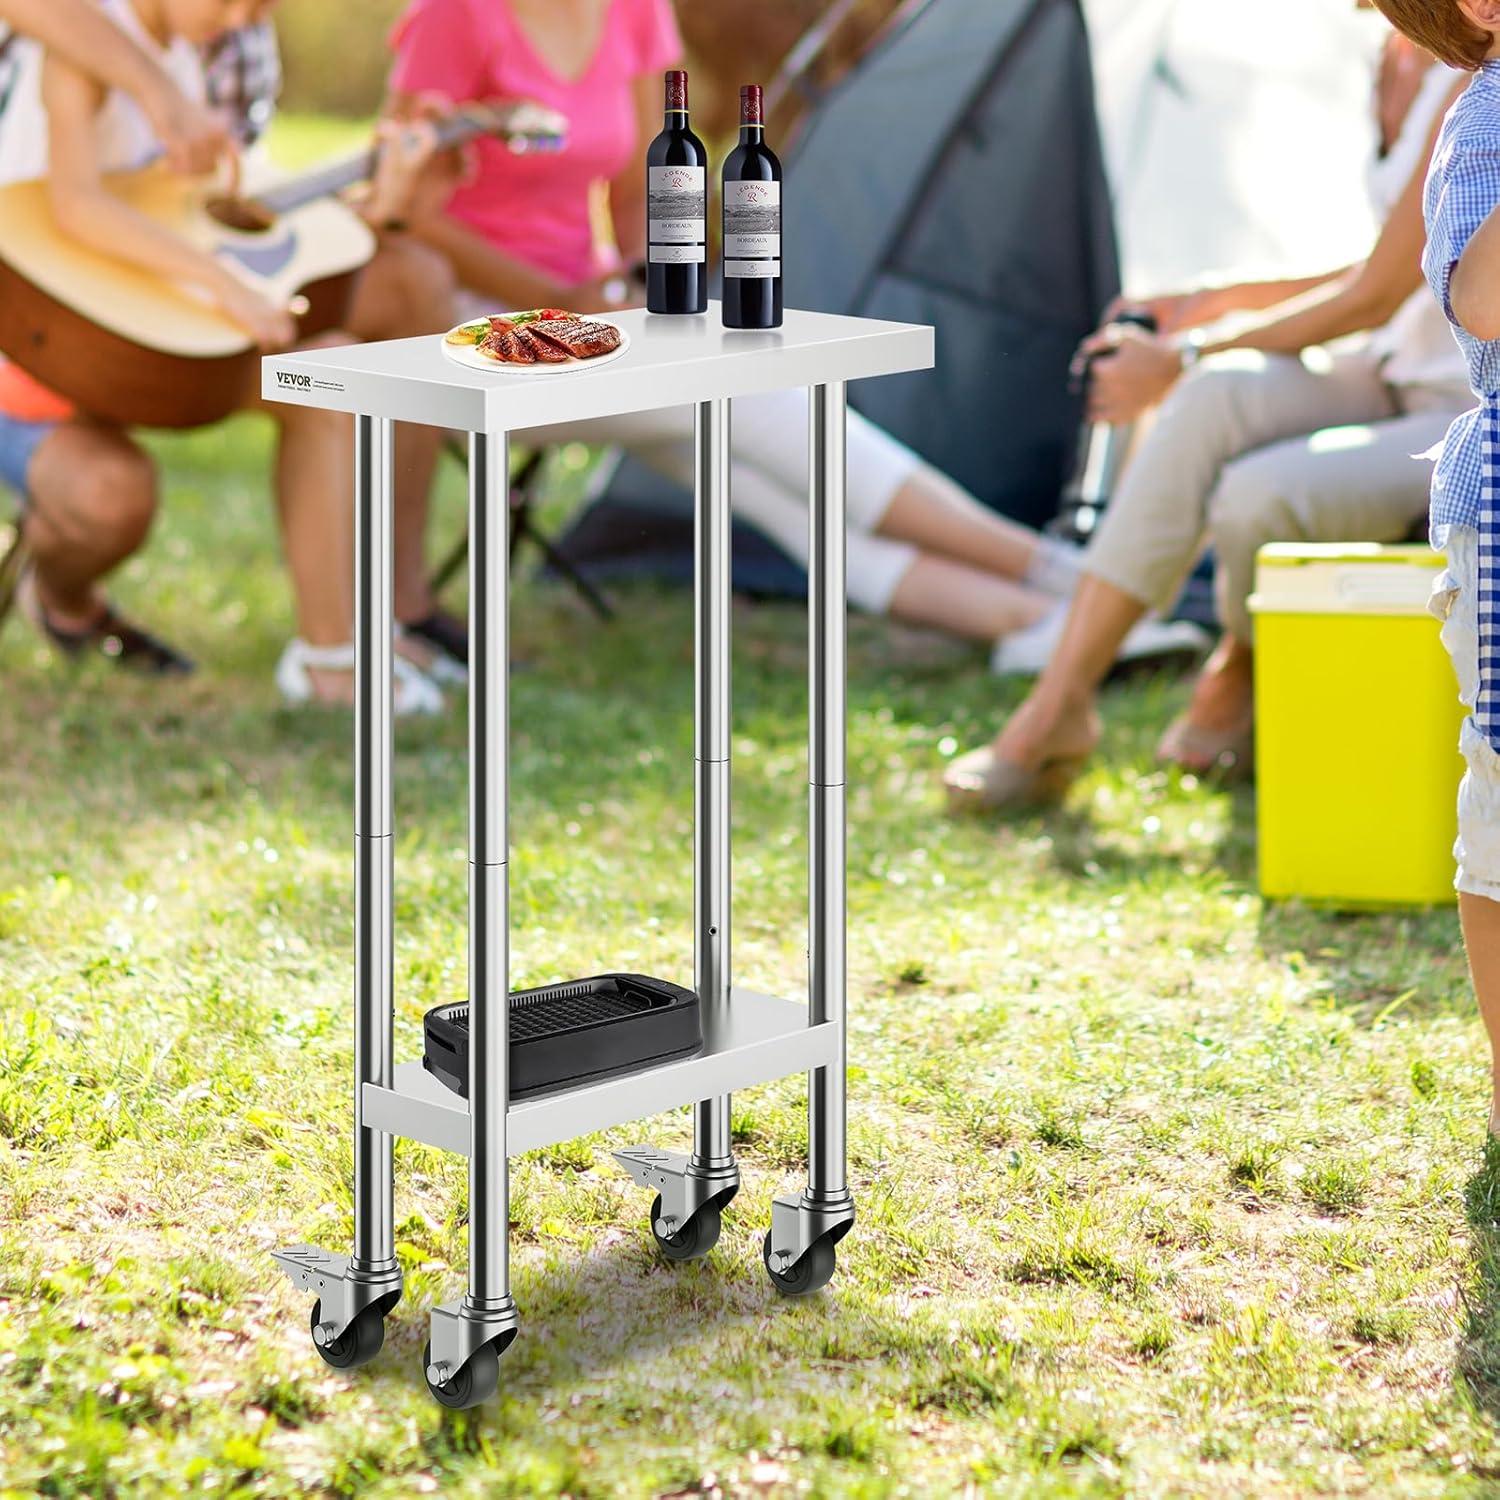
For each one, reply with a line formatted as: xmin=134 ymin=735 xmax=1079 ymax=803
xmin=456 ymin=291 xmax=921 ymax=613
xmin=1431 ymin=525 xmax=1500 ymax=902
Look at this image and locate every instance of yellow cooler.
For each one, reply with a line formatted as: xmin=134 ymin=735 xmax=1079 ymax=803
xmin=1250 ymin=543 xmax=1466 ymax=908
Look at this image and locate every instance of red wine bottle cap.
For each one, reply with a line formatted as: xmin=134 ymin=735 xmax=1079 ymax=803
xmin=665 ymin=70 xmax=688 ymax=111
xmin=740 ymin=84 xmax=764 ymax=125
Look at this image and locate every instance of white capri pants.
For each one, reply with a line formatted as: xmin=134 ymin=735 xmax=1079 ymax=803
xmin=1432 ymin=525 xmax=1500 ymax=902
xmin=520 ymin=389 xmax=924 ymax=614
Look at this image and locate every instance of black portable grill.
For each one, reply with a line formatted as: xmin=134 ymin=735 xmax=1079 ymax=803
xmin=422 ymin=973 xmax=703 ymax=1101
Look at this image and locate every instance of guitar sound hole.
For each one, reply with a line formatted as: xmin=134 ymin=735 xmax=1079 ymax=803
xmin=205 ymin=196 xmax=275 ymax=234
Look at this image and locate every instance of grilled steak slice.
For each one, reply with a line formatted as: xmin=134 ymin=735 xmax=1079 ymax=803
xmin=529 ymin=317 xmax=622 ymax=360
xmin=514 ymin=327 xmax=570 ymax=363
xmin=479 ymin=327 xmax=536 ymax=364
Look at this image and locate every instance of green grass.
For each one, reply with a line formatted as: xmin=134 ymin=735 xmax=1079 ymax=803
xmin=1 ymin=418 xmax=1496 ymax=1499
xmin=0 ymin=114 xmax=1497 ymax=1498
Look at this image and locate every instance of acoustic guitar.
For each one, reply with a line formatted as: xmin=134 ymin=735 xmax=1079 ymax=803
xmin=0 ymin=102 xmax=566 ymax=429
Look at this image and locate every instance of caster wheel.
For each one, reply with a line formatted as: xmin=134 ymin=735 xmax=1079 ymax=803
xmin=423 ymin=1338 xmax=502 ymax=1410
xmin=763 ymin=1231 xmax=837 ymax=1297
xmin=651 ymin=1193 xmax=721 ymax=1262
xmin=310 ymin=1300 xmax=385 ymax=1369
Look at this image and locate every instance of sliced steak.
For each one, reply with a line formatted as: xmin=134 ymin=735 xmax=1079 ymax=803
xmin=529 ymin=317 xmax=623 ymax=360
xmin=479 ymin=327 xmax=536 ymax=364
xmin=514 ymin=326 xmax=570 ymax=363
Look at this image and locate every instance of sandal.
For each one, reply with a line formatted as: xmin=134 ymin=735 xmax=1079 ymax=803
xmin=396 ymin=613 xmax=467 ymax=687
xmin=275 ymin=638 xmax=445 ymax=716
xmin=18 ymin=568 xmax=194 ymax=676
xmin=1156 ymin=713 xmax=1254 ymax=780
xmin=943 ymin=743 xmax=1088 ymax=814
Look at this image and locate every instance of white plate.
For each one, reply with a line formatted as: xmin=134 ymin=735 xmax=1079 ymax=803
xmin=440 ymin=314 xmax=630 ymax=375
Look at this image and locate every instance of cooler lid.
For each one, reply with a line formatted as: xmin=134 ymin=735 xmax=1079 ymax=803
xmin=1249 ymin=543 xmax=1441 ymax=617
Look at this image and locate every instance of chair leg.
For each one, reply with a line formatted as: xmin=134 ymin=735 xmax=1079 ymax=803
xmin=517 ymin=518 xmax=615 ymax=622
xmin=0 ymin=521 xmax=28 ymax=632
xmin=430 ymin=444 xmax=613 ymax=622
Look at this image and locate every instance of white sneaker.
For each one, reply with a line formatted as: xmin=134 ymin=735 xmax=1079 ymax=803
xmin=991 ymin=607 xmax=1210 ymax=679
xmin=275 ymin=639 xmax=445 ymax=716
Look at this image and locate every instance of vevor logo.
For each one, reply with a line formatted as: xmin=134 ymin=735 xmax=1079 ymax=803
xmin=276 ymin=370 xmax=312 ymax=389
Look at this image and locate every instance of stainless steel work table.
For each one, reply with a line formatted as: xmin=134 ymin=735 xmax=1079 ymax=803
xmin=262 ymin=303 xmax=935 ymax=1408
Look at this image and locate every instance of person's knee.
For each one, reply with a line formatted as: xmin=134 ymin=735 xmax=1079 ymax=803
xmin=1206 ymin=454 xmax=1297 ymax=557
xmin=1156 ymin=355 xmax=1267 ymax=438
xmin=33 ymin=435 xmax=157 ymax=557
xmin=83 ymin=444 xmax=158 ymax=553
xmin=390 ymin=237 xmax=457 ymax=330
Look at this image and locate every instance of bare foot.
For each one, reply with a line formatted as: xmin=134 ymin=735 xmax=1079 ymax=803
xmin=305 ymin=665 xmax=356 ymax=707
xmin=992 ymin=687 xmax=1101 ymax=772
xmin=1182 ymin=636 xmax=1254 ymax=735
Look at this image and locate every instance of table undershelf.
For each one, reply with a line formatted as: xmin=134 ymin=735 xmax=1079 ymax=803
xmin=361 ymin=988 xmax=838 ymax=1156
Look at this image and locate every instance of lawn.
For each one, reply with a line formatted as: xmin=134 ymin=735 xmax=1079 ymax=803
xmin=0 ymin=130 xmax=1497 ymax=1500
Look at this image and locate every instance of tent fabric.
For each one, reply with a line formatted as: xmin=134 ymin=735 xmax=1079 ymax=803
xmin=786 ymin=0 xmax=1118 ymax=531
xmin=554 ymin=0 xmax=1119 ymax=593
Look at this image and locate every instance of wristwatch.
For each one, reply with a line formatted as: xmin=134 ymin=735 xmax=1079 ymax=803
xmin=1177 ymin=327 xmax=1211 ymax=372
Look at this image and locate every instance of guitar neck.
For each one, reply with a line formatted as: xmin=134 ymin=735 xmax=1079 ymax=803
xmin=256 ymin=151 xmax=378 ymax=215
xmin=252 ymin=110 xmax=530 ymax=217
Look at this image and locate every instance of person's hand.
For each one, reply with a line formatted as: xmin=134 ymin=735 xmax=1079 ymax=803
xmin=1075 ymin=324 xmax=1184 ymax=424
xmin=375 ymin=92 xmax=476 ymax=227
xmin=364 ymin=117 xmax=445 ymax=227
xmin=1099 ymin=286 xmax=1231 ymax=338
xmin=139 ymin=73 xmax=234 ymax=176
xmin=213 ymin=273 xmax=297 ymax=349
xmin=569 ymin=273 xmax=638 ymax=314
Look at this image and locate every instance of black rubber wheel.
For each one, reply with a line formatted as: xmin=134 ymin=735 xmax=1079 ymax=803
xmin=310 ymin=1300 xmax=385 ymax=1369
xmin=423 ymin=1338 xmax=501 ymax=1410
xmin=762 ymin=1230 xmax=837 ymax=1297
xmin=650 ymin=1193 xmax=721 ymax=1262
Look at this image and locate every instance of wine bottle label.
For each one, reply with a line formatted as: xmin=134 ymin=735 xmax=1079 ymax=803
xmin=723 ymin=180 xmax=780 ymax=269
xmin=725 ymin=259 xmax=781 ymax=279
xmin=650 ymin=244 xmax=707 ymax=264
xmin=648 ymin=165 xmax=705 ymax=246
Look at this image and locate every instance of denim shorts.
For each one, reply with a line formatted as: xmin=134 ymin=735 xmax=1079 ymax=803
xmin=0 ymin=409 xmax=57 ymax=503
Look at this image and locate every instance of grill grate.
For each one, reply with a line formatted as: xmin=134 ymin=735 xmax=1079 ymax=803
xmin=423 ymin=973 xmax=702 ymax=1101
xmin=444 ymin=982 xmax=662 ymax=1042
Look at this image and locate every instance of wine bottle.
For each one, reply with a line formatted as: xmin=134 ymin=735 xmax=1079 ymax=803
xmin=721 ymin=84 xmax=782 ymax=330
xmin=646 ymin=69 xmax=708 ymax=315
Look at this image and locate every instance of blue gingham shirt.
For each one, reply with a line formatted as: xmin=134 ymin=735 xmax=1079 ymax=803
xmin=1425 ymin=61 xmax=1500 ymax=750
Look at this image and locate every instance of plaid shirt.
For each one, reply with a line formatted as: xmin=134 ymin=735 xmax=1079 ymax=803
xmin=0 ymin=25 xmax=17 ymax=125
xmin=201 ymin=21 xmax=281 ymax=148
xmin=1424 ymin=61 xmax=1500 ymax=751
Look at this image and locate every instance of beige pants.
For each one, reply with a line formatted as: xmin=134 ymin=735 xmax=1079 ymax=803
xmin=1087 ymin=344 xmax=1470 ymax=640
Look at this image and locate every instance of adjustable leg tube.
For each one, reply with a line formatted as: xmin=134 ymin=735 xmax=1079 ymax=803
xmin=613 ymin=401 xmax=739 ymax=1241
xmin=692 ymin=398 xmax=737 ymax=1185
xmin=428 ymin=431 xmax=517 ymax=1390
xmin=353 ymin=414 xmax=398 ymax=1277
xmin=765 ymin=384 xmax=854 ymax=1290
xmin=274 ymin=414 xmax=402 ymax=1351
xmin=806 ymin=384 xmax=850 ymax=1209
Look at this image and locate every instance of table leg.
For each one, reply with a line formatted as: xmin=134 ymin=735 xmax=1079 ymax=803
xmin=765 ymin=383 xmax=854 ymax=1293
xmin=353 ymin=414 xmax=398 ymax=1280
xmin=611 ymin=401 xmax=740 ymax=1249
xmin=426 ymin=430 xmax=517 ymax=1400
xmin=272 ymin=414 xmax=403 ymax=1359
xmin=807 ymin=383 xmax=849 ymax=1207
xmin=692 ymin=398 xmax=738 ymax=1186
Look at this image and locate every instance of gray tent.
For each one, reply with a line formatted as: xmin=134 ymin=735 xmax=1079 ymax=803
xmin=786 ymin=0 xmax=1119 ymax=530
xmin=555 ymin=0 xmax=1119 ymax=591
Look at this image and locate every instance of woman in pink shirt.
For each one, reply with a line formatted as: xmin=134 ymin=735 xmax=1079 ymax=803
xmin=387 ymin=0 xmax=1194 ymax=665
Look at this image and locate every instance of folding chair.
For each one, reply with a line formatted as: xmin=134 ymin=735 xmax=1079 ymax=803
xmin=427 ymin=440 xmax=614 ymax=621
xmin=0 ymin=514 xmax=25 ymax=635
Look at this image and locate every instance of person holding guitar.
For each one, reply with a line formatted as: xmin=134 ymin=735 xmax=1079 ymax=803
xmin=0 ymin=0 xmax=227 ymax=174
xmin=0 ymin=0 xmax=451 ymax=709
xmin=201 ymin=5 xmax=470 ymax=676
